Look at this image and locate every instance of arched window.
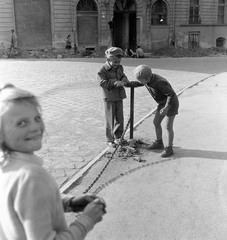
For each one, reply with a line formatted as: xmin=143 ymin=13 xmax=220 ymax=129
xmin=216 ymin=37 xmax=225 ymax=47
xmin=114 ymin=0 xmax=136 ymax=12
xmin=151 ymin=0 xmax=167 ymax=25
xmin=77 ymin=0 xmax=97 ymax=11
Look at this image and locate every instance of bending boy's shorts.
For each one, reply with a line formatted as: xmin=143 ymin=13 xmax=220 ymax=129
xmin=157 ymin=96 xmax=179 ymax=117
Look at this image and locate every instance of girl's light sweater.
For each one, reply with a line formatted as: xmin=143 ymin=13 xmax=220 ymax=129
xmin=0 ymin=152 xmax=95 ymax=240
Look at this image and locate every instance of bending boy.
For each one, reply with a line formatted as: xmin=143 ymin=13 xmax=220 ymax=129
xmin=134 ymin=65 xmax=179 ymax=157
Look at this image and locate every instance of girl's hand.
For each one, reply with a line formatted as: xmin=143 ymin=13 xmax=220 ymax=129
xmin=83 ymin=198 xmax=107 ymax=223
xmin=70 ymin=195 xmax=96 ymax=212
xmin=70 ymin=195 xmax=106 ymax=212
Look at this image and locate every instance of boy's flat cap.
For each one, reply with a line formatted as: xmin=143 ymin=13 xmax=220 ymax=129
xmin=105 ymin=47 xmax=124 ymax=58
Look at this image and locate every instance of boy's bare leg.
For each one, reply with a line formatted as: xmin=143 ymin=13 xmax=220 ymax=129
xmin=153 ymin=111 xmax=165 ymax=140
xmin=166 ymin=115 xmax=176 ymax=146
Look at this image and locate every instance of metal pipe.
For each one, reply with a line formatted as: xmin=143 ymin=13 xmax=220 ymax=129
xmin=130 ymin=87 xmax=135 ymax=139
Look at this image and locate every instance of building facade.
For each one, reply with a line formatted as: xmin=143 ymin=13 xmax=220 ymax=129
xmin=0 ymin=0 xmax=227 ymax=51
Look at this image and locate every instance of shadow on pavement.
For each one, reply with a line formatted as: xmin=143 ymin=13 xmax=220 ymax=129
xmin=174 ymin=147 xmax=227 ymax=160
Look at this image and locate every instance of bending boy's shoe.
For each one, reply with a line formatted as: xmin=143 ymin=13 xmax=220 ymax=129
xmin=160 ymin=146 xmax=174 ymax=158
xmin=107 ymin=142 xmax=117 ymax=148
xmin=147 ymin=140 xmax=164 ymax=150
xmin=114 ymin=138 xmax=128 ymax=145
xmin=114 ymin=139 xmax=121 ymax=145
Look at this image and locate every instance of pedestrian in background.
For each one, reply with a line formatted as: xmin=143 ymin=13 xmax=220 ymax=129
xmin=65 ymin=34 xmax=72 ymax=50
xmin=97 ymin=47 xmax=129 ymax=148
xmin=9 ymin=29 xmax=17 ymax=57
xmin=133 ymin=65 xmax=179 ymax=157
xmin=124 ymin=47 xmax=136 ymax=58
xmin=136 ymin=46 xmax=144 ymax=58
xmin=0 ymin=84 xmax=106 ymax=240
xmin=10 ymin=29 xmax=17 ymax=48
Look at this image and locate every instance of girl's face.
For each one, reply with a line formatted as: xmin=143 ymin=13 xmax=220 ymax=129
xmin=108 ymin=58 xmax=121 ymax=69
xmin=1 ymin=102 xmax=44 ymax=154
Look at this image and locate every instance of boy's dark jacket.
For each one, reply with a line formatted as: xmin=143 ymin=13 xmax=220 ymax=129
xmin=97 ymin=62 xmax=127 ymax=101
xmin=145 ymin=74 xmax=177 ymax=107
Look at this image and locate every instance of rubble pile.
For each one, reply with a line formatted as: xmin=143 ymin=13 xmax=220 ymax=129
xmin=152 ymin=46 xmax=227 ymax=58
xmin=0 ymin=48 xmax=103 ymax=59
xmin=1 ymin=46 xmax=227 ymax=59
xmin=105 ymin=139 xmax=147 ymax=162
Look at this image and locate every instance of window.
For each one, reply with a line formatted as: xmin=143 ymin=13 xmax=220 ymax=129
xmin=151 ymin=0 xmax=167 ymax=25
xmin=218 ymin=0 xmax=226 ymax=24
xmin=77 ymin=0 xmax=97 ymax=11
xmin=216 ymin=37 xmax=225 ymax=47
xmin=114 ymin=0 xmax=136 ymax=12
xmin=188 ymin=32 xmax=200 ymax=48
xmin=76 ymin=0 xmax=98 ymax=45
xmin=189 ymin=0 xmax=200 ymax=24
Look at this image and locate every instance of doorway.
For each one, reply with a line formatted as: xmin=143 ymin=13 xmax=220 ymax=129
xmin=77 ymin=0 xmax=98 ymax=46
xmin=113 ymin=0 xmax=137 ymax=51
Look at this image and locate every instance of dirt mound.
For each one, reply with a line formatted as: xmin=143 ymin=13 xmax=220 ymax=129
xmin=0 ymin=48 xmax=103 ymax=59
xmin=152 ymin=46 xmax=227 ymax=58
xmin=1 ymin=46 xmax=227 ymax=59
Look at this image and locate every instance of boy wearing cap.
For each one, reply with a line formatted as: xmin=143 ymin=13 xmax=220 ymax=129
xmin=97 ymin=47 xmax=129 ymax=148
xmin=133 ymin=65 xmax=179 ymax=157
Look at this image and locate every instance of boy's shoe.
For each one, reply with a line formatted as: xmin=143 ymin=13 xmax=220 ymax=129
xmin=160 ymin=146 xmax=174 ymax=158
xmin=114 ymin=138 xmax=128 ymax=145
xmin=107 ymin=142 xmax=117 ymax=148
xmin=147 ymin=140 xmax=164 ymax=150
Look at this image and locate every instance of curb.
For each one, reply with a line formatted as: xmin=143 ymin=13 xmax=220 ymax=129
xmin=60 ymin=73 xmax=216 ymax=194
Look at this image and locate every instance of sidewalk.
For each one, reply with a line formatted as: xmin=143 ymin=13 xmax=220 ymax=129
xmin=71 ymin=73 xmax=227 ymax=239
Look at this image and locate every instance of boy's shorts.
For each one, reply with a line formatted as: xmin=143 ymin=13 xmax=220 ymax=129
xmin=157 ymin=96 xmax=179 ymax=117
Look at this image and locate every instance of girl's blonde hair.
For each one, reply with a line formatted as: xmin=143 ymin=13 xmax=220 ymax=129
xmin=0 ymin=84 xmax=41 ymax=160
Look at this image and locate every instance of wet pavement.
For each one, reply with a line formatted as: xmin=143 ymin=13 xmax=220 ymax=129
xmin=0 ymin=58 xmax=212 ymax=187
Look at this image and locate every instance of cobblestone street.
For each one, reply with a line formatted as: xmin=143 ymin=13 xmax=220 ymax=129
xmin=0 ymin=58 xmax=212 ymax=187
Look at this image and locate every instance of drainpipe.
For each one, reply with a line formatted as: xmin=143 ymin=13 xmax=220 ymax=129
xmin=172 ymin=0 xmax=176 ymax=47
xmin=104 ymin=0 xmax=110 ymax=22
xmin=105 ymin=0 xmax=113 ymax=46
xmin=146 ymin=0 xmax=151 ymax=50
xmin=71 ymin=0 xmax=78 ymax=53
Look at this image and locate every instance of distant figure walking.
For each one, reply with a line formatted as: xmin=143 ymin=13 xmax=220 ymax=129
xmin=136 ymin=46 xmax=145 ymax=58
xmin=65 ymin=34 xmax=72 ymax=50
xmin=9 ymin=30 xmax=17 ymax=57
xmin=10 ymin=29 xmax=17 ymax=48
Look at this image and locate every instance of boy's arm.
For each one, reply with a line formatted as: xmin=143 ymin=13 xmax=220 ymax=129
xmin=97 ymin=70 xmax=118 ymax=89
xmin=117 ymin=66 xmax=143 ymax=88
xmin=124 ymin=81 xmax=144 ymax=88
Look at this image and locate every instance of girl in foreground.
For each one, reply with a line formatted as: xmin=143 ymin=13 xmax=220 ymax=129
xmin=0 ymin=84 xmax=106 ymax=240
